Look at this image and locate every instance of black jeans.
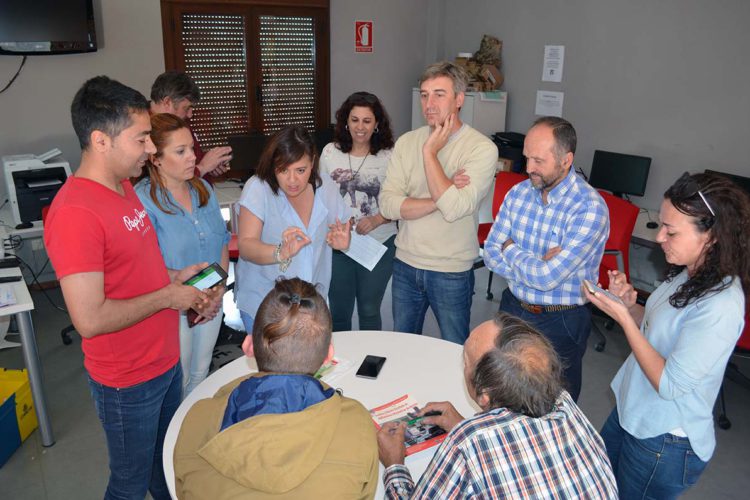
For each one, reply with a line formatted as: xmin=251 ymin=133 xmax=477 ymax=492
xmin=499 ymin=289 xmax=590 ymax=400
xmin=329 ymin=235 xmax=396 ymax=331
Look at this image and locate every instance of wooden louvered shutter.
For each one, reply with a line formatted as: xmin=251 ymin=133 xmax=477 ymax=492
xmin=257 ymin=15 xmax=316 ymax=134
xmin=160 ymin=1 xmax=329 ymax=146
xmin=181 ymin=13 xmax=250 ymax=149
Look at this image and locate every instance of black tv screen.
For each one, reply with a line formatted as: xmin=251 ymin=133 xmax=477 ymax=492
xmin=0 ymin=0 xmax=97 ymax=55
xmin=588 ymin=150 xmax=652 ymax=197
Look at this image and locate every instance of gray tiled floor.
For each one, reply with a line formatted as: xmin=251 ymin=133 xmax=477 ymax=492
xmin=1 ymin=268 xmax=748 ymax=499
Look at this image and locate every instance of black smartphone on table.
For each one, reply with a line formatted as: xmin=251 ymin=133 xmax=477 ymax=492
xmin=356 ymin=355 xmax=387 ymax=379
xmin=183 ymin=263 xmax=228 ymax=327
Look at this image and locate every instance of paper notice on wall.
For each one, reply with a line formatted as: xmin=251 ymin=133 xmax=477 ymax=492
xmin=535 ymin=91 xmax=564 ymax=117
xmin=542 ymin=45 xmax=565 ymax=82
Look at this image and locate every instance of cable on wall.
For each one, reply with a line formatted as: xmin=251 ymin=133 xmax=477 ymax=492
xmin=0 ymin=56 xmax=27 ymax=94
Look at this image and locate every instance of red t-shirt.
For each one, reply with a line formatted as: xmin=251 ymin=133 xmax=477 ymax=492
xmin=44 ymin=177 xmax=179 ymax=387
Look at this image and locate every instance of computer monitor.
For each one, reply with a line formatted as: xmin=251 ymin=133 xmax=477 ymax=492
xmin=588 ymin=150 xmax=652 ymax=198
xmin=704 ymin=169 xmax=750 ymax=196
xmin=227 ymin=133 xmax=267 ymax=181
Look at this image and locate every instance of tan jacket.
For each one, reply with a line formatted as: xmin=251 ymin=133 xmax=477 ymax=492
xmin=174 ymin=373 xmax=379 ymax=499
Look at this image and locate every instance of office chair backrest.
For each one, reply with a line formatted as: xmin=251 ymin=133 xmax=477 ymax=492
xmin=597 ymin=190 xmax=639 ymax=288
xmin=493 ymin=171 xmax=528 ymax=217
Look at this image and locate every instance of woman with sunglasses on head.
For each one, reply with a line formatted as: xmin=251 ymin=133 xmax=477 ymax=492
xmin=319 ymin=92 xmax=397 ymax=331
xmin=135 ymin=113 xmax=229 ymax=397
xmin=235 ymin=125 xmax=351 ymax=354
xmin=585 ymin=172 xmax=750 ymax=499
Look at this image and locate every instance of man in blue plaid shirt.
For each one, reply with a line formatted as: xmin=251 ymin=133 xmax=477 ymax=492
xmin=377 ymin=313 xmax=617 ymax=499
xmin=483 ymin=117 xmax=609 ymax=401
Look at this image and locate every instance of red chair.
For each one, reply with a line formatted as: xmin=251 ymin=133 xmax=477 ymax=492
xmin=228 ymin=234 xmax=239 ymax=261
xmin=592 ymin=191 xmax=640 ymax=351
xmin=716 ymin=305 xmax=750 ymax=430
xmin=476 ymin=171 xmax=527 ymax=300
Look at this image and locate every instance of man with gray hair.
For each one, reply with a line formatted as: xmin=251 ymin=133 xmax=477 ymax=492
xmin=150 ymin=70 xmax=233 ymax=177
xmin=380 ymin=61 xmax=498 ymax=344
xmin=377 ymin=312 xmax=618 ymax=499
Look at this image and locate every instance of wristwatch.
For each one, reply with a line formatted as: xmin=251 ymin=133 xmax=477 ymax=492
xmin=274 ymin=243 xmax=292 ymax=272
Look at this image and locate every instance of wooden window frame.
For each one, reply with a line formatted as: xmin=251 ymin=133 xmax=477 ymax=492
xmin=159 ymin=0 xmax=330 ymax=134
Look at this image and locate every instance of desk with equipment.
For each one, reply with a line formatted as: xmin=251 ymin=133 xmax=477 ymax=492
xmin=164 ymin=330 xmax=479 ymax=499
xmin=0 ymin=264 xmax=54 ymax=447
xmin=0 ymin=150 xmax=71 ymax=284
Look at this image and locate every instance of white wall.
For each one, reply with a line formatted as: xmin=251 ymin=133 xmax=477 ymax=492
xmin=329 ymin=0 xmax=438 ymax=136
xmin=0 ymin=0 xmax=436 ymax=168
xmin=0 ymin=0 xmax=164 ymax=168
xmin=442 ymin=0 xmax=750 ymax=209
xmin=4 ymin=0 xmax=747 ymax=211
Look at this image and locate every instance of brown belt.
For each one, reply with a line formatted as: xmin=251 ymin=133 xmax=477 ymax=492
xmin=518 ymin=301 xmax=580 ymax=314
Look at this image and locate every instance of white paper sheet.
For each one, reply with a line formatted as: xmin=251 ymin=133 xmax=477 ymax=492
xmin=535 ymin=90 xmax=565 ymax=117
xmin=344 ymin=232 xmax=387 ymax=271
xmin=542 ymin=45 xmax=565 ymax=82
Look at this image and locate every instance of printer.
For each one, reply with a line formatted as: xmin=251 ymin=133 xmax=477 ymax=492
xmin=2 ymin=149 xmax=72 ymax=226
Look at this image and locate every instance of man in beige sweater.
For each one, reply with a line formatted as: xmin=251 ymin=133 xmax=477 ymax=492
xmin=380 ymin=61 xmax=498 ymax=344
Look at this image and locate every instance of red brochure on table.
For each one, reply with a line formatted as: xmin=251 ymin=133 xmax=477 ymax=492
xmin=370 ymin=394 xmax=447 ymax=456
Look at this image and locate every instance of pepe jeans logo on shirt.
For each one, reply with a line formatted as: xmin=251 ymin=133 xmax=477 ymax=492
xmin=122 ymin=208 xmax=148 ymax=232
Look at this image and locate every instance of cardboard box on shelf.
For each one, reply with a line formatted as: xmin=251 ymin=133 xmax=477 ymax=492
xmin=497 ymin=157 xmax=514 ymax=172
xmin=481 ymin=65 xmax=504 ymax=89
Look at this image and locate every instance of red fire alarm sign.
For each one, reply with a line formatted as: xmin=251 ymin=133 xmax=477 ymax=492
xmin=355 ymin=21 xmax=373 ymax=53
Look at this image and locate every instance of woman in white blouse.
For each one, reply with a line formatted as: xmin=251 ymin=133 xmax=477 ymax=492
xmin=234 ymin=125 xmax=351 ymax=354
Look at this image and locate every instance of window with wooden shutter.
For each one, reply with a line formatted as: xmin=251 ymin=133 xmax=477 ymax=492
xmin=181 ymin=13 xmax=249 ymax=149
xmin=258 ymin=15 xmax=316 ymax=134
xmin=160 ymin=0 xmax=329 ymax=148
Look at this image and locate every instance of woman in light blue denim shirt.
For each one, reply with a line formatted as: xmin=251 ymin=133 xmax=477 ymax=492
xmin=136 ymin=113 xmax=229 ymax=397
xmin=234 ymin=126 xmax=351 ymax=356
xmin=586 ymin=172 xmax=750 ymax=499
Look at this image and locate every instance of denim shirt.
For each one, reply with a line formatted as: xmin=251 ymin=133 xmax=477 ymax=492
xmin=135 ymin=178 xmax=230 ymax=270
xmin=233 ymin=174 xmax=350 ymax=317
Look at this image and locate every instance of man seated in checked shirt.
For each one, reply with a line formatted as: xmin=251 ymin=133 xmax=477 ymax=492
xmin=377 ymin=312 xmax=617 ymax=499
xmin=483 ymin=116 xmax=609 ymax=402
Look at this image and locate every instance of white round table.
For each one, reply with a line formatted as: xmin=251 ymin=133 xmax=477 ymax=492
xmin=164 ymin=330 xmax=480 ymax=498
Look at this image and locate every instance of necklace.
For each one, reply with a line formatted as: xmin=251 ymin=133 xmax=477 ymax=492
xmin=348 ymin=152 xmax=369 ymax=176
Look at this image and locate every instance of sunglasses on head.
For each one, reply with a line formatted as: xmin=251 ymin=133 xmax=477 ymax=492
xmin=678 ymin=172 xmax=716 ymax=217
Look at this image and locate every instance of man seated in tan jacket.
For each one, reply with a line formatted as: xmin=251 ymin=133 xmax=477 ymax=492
xmin=174 ymin=277 xmax=378 ymax=499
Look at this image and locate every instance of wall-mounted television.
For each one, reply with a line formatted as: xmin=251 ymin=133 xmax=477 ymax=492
xmin=588 ymin=149 xmax=652 ymax=198
xmin=0 ymin=0 xmax=97 ymax=56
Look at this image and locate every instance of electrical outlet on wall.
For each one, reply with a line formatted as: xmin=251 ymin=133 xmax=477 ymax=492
xmin=31 ymin=238 xmax=44 ymax=251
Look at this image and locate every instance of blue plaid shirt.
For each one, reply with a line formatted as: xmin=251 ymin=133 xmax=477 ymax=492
xmin=483 ymin=168 xmax=609 ymax=305
xmin=383 ymin=391 xmax=618 ymax=499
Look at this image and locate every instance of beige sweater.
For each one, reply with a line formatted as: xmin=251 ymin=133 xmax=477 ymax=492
xmin=380 ymin=125 xmax=498 ymax=272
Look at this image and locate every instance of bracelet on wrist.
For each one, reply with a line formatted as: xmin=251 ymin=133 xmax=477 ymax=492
xmin=274 ymin=243 xmax=292 ymax=272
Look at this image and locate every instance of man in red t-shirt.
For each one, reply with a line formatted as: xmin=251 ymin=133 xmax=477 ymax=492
xmin=44 ymin=76 xmax=219 ymax=500
xmin=149 ymin=70 xmax=232 ymax=178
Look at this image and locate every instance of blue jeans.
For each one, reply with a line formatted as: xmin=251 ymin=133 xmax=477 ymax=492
xmin=391 ymin=258 xmax=474 ymax=344
xmin=499 ymin=288 xmax=590 ymax=401
xmin=87 ymin=363 xmax=182 ymax=500
xmin=240 ymin=309 xmax=254 ymax=335
xmin=179 ymin=310 xmax=223 ymax=396
xmin=329 ymin=235 xmax=396 ymax=331
xmin=601 ymin=407 xmax=708 ymax=499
